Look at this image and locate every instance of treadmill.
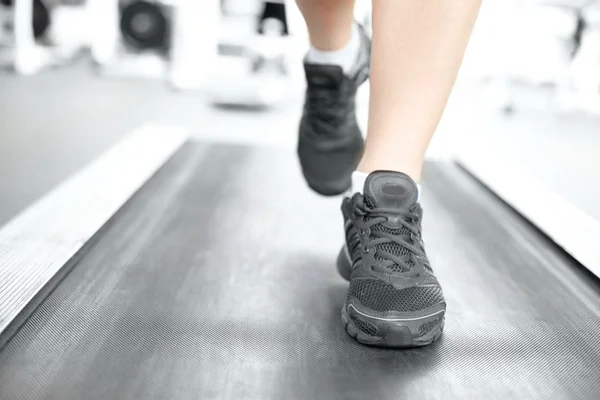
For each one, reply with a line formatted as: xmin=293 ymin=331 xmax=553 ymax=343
xmin=0 ymin=127 xmax=599 ymax=399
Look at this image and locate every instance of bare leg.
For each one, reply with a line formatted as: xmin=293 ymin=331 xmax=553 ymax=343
xmin=295 ymin=0 xmax=355 ymax=51
xmin=293 ymin=0 xmax=482 ymax=348
xmin=359 ymin=0 xmax=481 ymax=181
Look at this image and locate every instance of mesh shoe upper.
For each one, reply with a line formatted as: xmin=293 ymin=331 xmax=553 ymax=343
xmin=342 ymin=171 xmax=445 ymax=315
xmin=347 ymin=280 xmax=444 ymax=312
xmin=301 ymin=65 xmax=360 ymax=139
xmin=297 ymin=24 xmax=371 ymax=195
xmin=301 ymin=24 xmax=371 ymax=135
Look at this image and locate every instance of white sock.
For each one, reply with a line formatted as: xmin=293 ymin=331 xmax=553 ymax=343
xmin=349 ymin=171 xmax=369 ymax=196
xmin=345 ymin=171 xmax=422 ymax=201
xmin=305 ymin=23 xmax=361 ymax=75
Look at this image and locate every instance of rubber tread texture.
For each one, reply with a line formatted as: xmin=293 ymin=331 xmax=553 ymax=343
xmin=0 ymin=142 xmax=599 ymax=399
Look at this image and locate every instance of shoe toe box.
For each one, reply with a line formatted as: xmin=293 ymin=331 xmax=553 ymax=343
xmin=347 ymin=277 xmax=445 ymax=314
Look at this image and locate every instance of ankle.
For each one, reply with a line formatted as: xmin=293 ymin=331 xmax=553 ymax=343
xmin=356 ymin=161 xmax=422 ymax=184
xmin=305 ymin=24 xmax=361 ymax=74
xmin=308 ymin=27 xmax=353 ymax=52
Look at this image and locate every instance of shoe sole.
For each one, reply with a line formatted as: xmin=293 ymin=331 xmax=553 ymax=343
xmin=342 ymin=304 xmax=445 ymax=348
xmin=337 ymin=246 xmax=445 ymax=348
xmin=305 ymin=175 xmax=353 ymax=197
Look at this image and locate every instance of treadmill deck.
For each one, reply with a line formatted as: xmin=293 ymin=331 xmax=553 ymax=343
xmin=0 ymin=141 xmax=599 ymax=400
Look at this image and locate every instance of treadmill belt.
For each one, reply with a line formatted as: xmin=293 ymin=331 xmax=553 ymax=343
xmin=0 ymin=141 xmax=599 ymax=400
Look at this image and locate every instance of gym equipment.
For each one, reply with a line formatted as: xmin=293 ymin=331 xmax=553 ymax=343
xmin=48 ymin=4 xmax=90 ymax=49
xmin=0 ymin=4 xmax=11 ymax=44
xmin=120 ymin=1 xmax=169 ymax=51
xmin=0 ymin=132 xmax=599 ymax=398
xmin=207 ymin=47 xmax=292 ymax=108
xmin=32 ymin=0 xmax=49 ymax=39
xmin=257 ymin=1 xmax=288 ymax=36
xmin=208 ymin=1 xmax=294 ymax=108
xmin=95 ymin=0 xmax=220 ymax=86
xmin=1 ymin=0 xmax=50 ymax=39
xmin=169 ymin=0 xmax=220 ymax=89
xmin=3 ymin=0 xmax=95 ymax=75
xmin=92 ymin=0 xmax=175 ymax=81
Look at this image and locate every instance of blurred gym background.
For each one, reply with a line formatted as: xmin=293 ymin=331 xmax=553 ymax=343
xmin=1 ymin=0 xmax=599 ymax=238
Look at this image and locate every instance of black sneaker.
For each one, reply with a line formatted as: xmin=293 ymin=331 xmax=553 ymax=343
xmin=297 ymin=24 xmax=371 ymax=196
xmin=337 ymin=171 xmax=446 ymax=347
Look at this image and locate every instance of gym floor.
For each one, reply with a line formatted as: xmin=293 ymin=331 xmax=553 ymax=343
xmin=0 ymin=60 xmax=307 ymax=225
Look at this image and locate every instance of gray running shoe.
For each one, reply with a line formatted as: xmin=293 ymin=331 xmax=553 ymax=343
xmin=297 ymin=24 xmax=371 ymax=196
xmin=337 ymin=171 xmax=446 ymax=347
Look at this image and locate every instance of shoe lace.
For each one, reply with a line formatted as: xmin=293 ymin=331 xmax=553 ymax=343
xmin=306 ymin=86 xmax=352 ymax=129
xmin=353 ymin=196 xmax=429 ymax=275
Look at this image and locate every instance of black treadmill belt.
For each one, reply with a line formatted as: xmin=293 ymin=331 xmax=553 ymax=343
xmin=0 ymin=141 xmax=599 ymax=400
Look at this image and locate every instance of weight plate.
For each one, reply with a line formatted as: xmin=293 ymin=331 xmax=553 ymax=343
xmin=33 ymin=0 xmax=50 ymax=39
xmin=120 ymin=1 xmax=168 ymax=50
